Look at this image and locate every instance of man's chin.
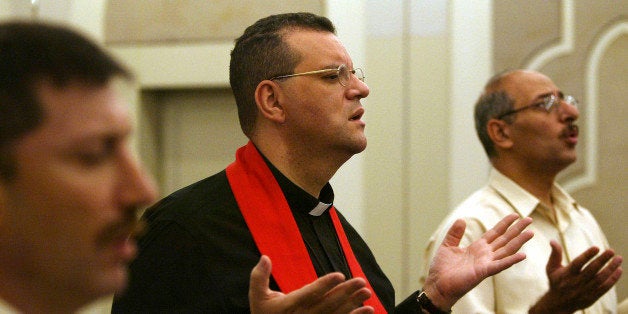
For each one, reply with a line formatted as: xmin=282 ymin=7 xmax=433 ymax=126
xmin=358 ymin=140 xmax=367 ymax=153
xmin=91 ymin=266 xmax=129 ymax=297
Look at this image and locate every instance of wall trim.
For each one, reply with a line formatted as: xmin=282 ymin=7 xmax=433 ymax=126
xmin=563 ymin=20 xmax=628 ymax=192
xmin=525 ymin=0 xmax=575 ymax=70
xmin=109 ymin=42 xmax=232 ymax=89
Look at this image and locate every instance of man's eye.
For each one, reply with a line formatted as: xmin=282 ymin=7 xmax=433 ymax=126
xmin=322 ymin=73 xmax=339 ymax=80
xmin=72 ymin=138 xmax=119 ymax=167
xmin=533 ymin=102 xmax=549 ymax=110
xmin=76 ymin=152 xmax=107 ymax=166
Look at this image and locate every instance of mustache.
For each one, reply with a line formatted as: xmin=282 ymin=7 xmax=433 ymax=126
xmin=96 ymin=207 xmax=146 ymax=248
xmin=562 ymin=123 xmax=579 ymax=139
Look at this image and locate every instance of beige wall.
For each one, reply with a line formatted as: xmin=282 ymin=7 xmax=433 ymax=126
xmin=363 ymin=1 xmax=452 ymax=296
xmin=138 ymin=88 xmax=248 ymax=196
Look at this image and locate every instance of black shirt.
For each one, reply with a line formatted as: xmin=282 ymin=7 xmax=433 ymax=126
xmin=112 ymin=163 xmax=419 ymax=313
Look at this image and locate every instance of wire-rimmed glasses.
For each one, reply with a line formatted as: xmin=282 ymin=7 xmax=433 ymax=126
xmin=269 ymin=64 xmax=364 ymax=87
xmin=497 ymin=94 xmax=578 ymax=120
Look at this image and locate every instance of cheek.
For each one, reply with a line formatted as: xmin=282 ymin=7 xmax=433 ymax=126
xmin=515 ymin=121 xmax=552 ymax=141
xmin=305 ymin=94 xmax=345 ymax=122
xmin=21 ymin=169 xmax=115 ymax=242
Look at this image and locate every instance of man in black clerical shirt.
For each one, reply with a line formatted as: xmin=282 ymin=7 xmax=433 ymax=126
xmin=113 ymin=12 xmax=533 ymax=313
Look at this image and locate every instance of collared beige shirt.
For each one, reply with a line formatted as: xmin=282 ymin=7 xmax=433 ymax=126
xmin=420 ymin=168 xmax=617 ymax=314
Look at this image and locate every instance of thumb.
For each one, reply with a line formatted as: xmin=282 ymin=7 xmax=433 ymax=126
xmin=249 ymin=255 xmax=272 ymax=303
xmin=546 ymin=240 xmax=563 ymax=275
xmin=441 ymin=219 xmax=466 ymax=248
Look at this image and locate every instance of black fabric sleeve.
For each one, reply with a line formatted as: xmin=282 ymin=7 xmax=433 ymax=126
xmin=395 ymin=290 xmax=422 ymax=314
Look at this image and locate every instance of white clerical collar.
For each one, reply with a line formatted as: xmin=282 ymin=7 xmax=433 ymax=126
xmin=309 ymin=201 xmax=332 ymax=216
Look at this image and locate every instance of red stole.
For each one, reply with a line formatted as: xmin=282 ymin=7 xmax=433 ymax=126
xmin=226 ymin=141 xmax=386 ymax=312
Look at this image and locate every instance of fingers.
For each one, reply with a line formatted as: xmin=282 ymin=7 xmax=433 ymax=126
xmin=576 ymin=247 xmax=611 ymax=278
xmin=493 ymin=217 xmax=533 ymax=247
xmin=319 ymin=278 xmax=372 ymax=313
xmin=441 ymin=219 xmax=466 ymax=248
xmin=485 ymin=251 xmax=528 ymax=277
xmin=486 ymin=215 xmax=533 ymax=248
xmin=568 ymin=246 xmax=601 ymax=275
xmin=554 ymin=250 xmax=623 ymax=309
xmin=478 ymin=215 xmax=533 ymax=276
xmin=545 ymin=240 xmax=564 ymax=275
xmin=484 ymin=225 xmax=533 ymax=276
xmin=591 ymin=255 xmax=623 ymax=289
xmin=579 ymin=250 xmax=622 ymax=286
xmin=349 ymin=306 xmax=375 ymax=314
xmin=490 ymin=217 xmax=534 ymax=260
xmin=249 ymin=256 xmax=373 ymax=314
xmin=249 ymin=255 xmax=273 ymax=304
xmin=293 ymin=276 xmax=373 ymax=314
xmin=484 ymin=214 xmax=534 ymax=267
xmin=481 ymin=213 xmax=520 ymax=243
xmin=286 ymin=272 xmax=347 ymax=308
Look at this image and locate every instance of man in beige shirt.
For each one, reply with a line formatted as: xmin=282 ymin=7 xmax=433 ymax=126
xmin=421 ymin=70 xmax=623 ymax=313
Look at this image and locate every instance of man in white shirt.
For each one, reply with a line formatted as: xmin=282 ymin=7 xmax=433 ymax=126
xmin=420 ymin=69 xmax=623 ymax=313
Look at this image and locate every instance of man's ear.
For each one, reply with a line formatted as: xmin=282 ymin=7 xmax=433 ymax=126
xmin=254 ymin=80 xmax=285 ymax=123
xmin=487 ymin=118 xmax=513 ymax=150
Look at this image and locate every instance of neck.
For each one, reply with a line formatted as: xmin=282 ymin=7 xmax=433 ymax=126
xmin=0 ymin=276 xmax=85 ymax=314
xmin=492 ymin=158 xmax=558 ymax=207
xmin=251 ymin=137 xmax=348 ymax=198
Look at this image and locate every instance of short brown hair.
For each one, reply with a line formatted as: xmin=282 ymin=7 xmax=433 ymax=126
xmin=473 ymin=70 xmax=517 ymax=158
xmin=229 ymin=12 xmax=335 ymax=137
xmin=0 ymin=21 xmax=131 ymax=180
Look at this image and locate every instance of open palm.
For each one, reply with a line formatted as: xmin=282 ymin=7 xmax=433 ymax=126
xmin=422 ymin=214 xmax=534 ymax=310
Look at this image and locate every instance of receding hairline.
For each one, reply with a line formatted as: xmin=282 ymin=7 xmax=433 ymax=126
xmin=483 ymin=69 xmax=545 ymax=95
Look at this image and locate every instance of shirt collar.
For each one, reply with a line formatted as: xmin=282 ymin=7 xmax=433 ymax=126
xmin=488 ymin=168 xmax=580 ymax=218
xmin=262 ymin=153 xmax=334 ymax=216
xmin=489 ymin=168 xmax=542 ymax=218
xmin=550 ymin=182 xmax=581 ymax=221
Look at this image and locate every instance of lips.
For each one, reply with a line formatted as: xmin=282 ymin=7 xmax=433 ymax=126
xmin=97 ymin=217 xmax=144 ymax=259
xmin=564 ymin=124 xmax=579 ymax=145
xmin=350 ymin=107 xmax=364 ymax=121
xmin=105 ymin=224 xmax=140 ymax=264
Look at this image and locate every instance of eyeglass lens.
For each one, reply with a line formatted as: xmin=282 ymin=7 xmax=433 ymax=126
xmin=546 ymin=94 xmax=578 ymax=111
xmin=339 ymin=65 xmax=365 ymax=86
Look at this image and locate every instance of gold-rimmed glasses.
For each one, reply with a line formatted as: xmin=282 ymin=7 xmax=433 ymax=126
xmin=497 ymin=94 xmax=578 ymax=120
xmin=269 ymin=64 xmax=364 ymax=87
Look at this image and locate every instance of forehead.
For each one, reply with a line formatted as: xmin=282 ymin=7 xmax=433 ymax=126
xmin=502 ymin=71 xmax=558 ymax=105
xmin=33 ymin=80 xmax=132 ymax=143
xmin=283 ymin=29 xmax=350 ymax=69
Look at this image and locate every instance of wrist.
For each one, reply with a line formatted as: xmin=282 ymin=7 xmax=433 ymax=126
xmin=528 ymin=295 xmax=573 ymax=314
xmin=417 ymin=290 xmax=451 ymax=314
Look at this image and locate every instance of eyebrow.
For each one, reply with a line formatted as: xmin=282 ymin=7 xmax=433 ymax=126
xmin=534 ymin=90 xmax=564 ymax=101
xmin=324 ymin=64 xmax=340 ymax=69
xmin=314 ymin=64 xmax=341 ymax=72
xmin=534 ymin=92 xmax=553 ymax=101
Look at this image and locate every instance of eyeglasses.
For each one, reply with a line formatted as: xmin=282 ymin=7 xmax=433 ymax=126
xmin=269 ymin=64 xmax=365 ymax=87
xmin=497 ymin=94 xmax=578 ymax=119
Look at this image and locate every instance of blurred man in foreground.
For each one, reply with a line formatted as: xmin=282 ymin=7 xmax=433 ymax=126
xmin=0 ymin=20 xmax=158 ymax=313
